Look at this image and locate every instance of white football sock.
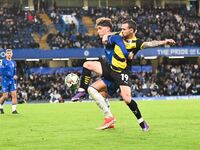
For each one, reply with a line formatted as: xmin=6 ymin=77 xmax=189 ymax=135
xmin=104 ymin=98 xmax=110 ymax=108
xmin=12 ymin=105 xmax=17 ymax=112
xmin=0 ymin=104 xmax=3 ymax=109
xmin=88 ymin=86 xmax=113 ymax=118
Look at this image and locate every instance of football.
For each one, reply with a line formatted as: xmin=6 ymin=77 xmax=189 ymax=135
xmin=64 ymin=73 xmax=80 ymax=88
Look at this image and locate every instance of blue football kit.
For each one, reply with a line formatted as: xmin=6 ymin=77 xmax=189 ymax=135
xmin=0 ymin=59 xmax=17 ymax=93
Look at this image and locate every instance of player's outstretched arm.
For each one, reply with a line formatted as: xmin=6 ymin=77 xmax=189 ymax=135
xmin=128 ymin=39 xmax=176 ymax=60
xmin=142 ymin=39 xmax=176 ymax=49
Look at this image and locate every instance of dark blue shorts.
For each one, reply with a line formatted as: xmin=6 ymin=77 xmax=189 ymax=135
xmin=102 ymin=79 xmax=118 ymax=96
xmin=1 ymin=79 xmax=17 ymax=93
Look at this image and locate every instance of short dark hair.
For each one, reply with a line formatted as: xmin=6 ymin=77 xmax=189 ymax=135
xmin=96 ymin=17 xmax=113 ymax=30
xmin=122 ymin=20 xmax=137 ymax=31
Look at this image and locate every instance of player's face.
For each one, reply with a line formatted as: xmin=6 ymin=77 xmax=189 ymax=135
xmin=96 ymin=26 xmax=111 ymax=38
xmin=121 ymin=23 xmax=134 ymax=38
xmin=6 ymin=51 xmax=13 ymax=60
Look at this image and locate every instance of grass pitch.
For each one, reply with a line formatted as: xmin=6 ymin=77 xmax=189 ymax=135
xmin=0 ymin=99 xmax=200 ymax=150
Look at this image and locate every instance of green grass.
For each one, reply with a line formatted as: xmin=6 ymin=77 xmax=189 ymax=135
xmin=0 ymin=100 xmax=200 ymax=150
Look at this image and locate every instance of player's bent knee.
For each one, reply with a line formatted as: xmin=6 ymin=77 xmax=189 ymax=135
xmin=83 ymin=61 xmax=93 ymax=69
xmin=3 ymin=95 xmax=9 ymax=100
xmin=87 ymin=86 xmax=95 ymax=95
xmin=11 ymin=92 xmax=17 ymax=97
xmin=83 ymin=62 xmax=88 ymax=68
xmin=121 ymin=94 xmax=131 ymax=103
xmin=122 ymin=95 xmax=132 ymax=104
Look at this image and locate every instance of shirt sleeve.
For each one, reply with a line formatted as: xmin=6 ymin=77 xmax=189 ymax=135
xmin=107 ymin=35 xmax=129 ymax=58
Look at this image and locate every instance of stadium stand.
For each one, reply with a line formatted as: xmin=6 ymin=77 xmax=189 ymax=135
xmin=46 ymin=7 xmax=199 ymax=49
xmin=0 ymin=8 xmax=40 ymax=49
xmin=12 ymin=61 xmax=199 ymax=102
xmin=131 ymin=63 xmax=200 ymax=97
xmin=0 ymin=6 xmax=199 ymax=50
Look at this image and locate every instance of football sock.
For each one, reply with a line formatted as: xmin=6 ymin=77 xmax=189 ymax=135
xmin=88 ymin=86 xmax=113 ymax=118
xmin=79 ymin=67 xmax=91 ymax=92
xmin=0 ymin=104 xmax=3 ymax=109
xmin=127 ymin=100 xmax=142 ymax=120
xmin=12 ymin=104 xmax=17 ymax=112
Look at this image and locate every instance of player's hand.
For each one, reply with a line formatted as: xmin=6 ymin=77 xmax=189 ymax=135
xmin=14 ymin=75 xmax=17 ymax=80
xmin=102 ymin=33 xmax=116 ymax=44
xmin=128 ymin=52 xmax=134 ymax=60
xmin=102 ymin=34 xmax=108 ymax=44
xmin=164 ymin=39 xmax=176 ymax=45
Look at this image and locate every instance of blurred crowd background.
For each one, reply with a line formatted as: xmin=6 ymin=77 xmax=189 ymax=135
xmin=0 ymin=6 xmax=199 ymax=50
